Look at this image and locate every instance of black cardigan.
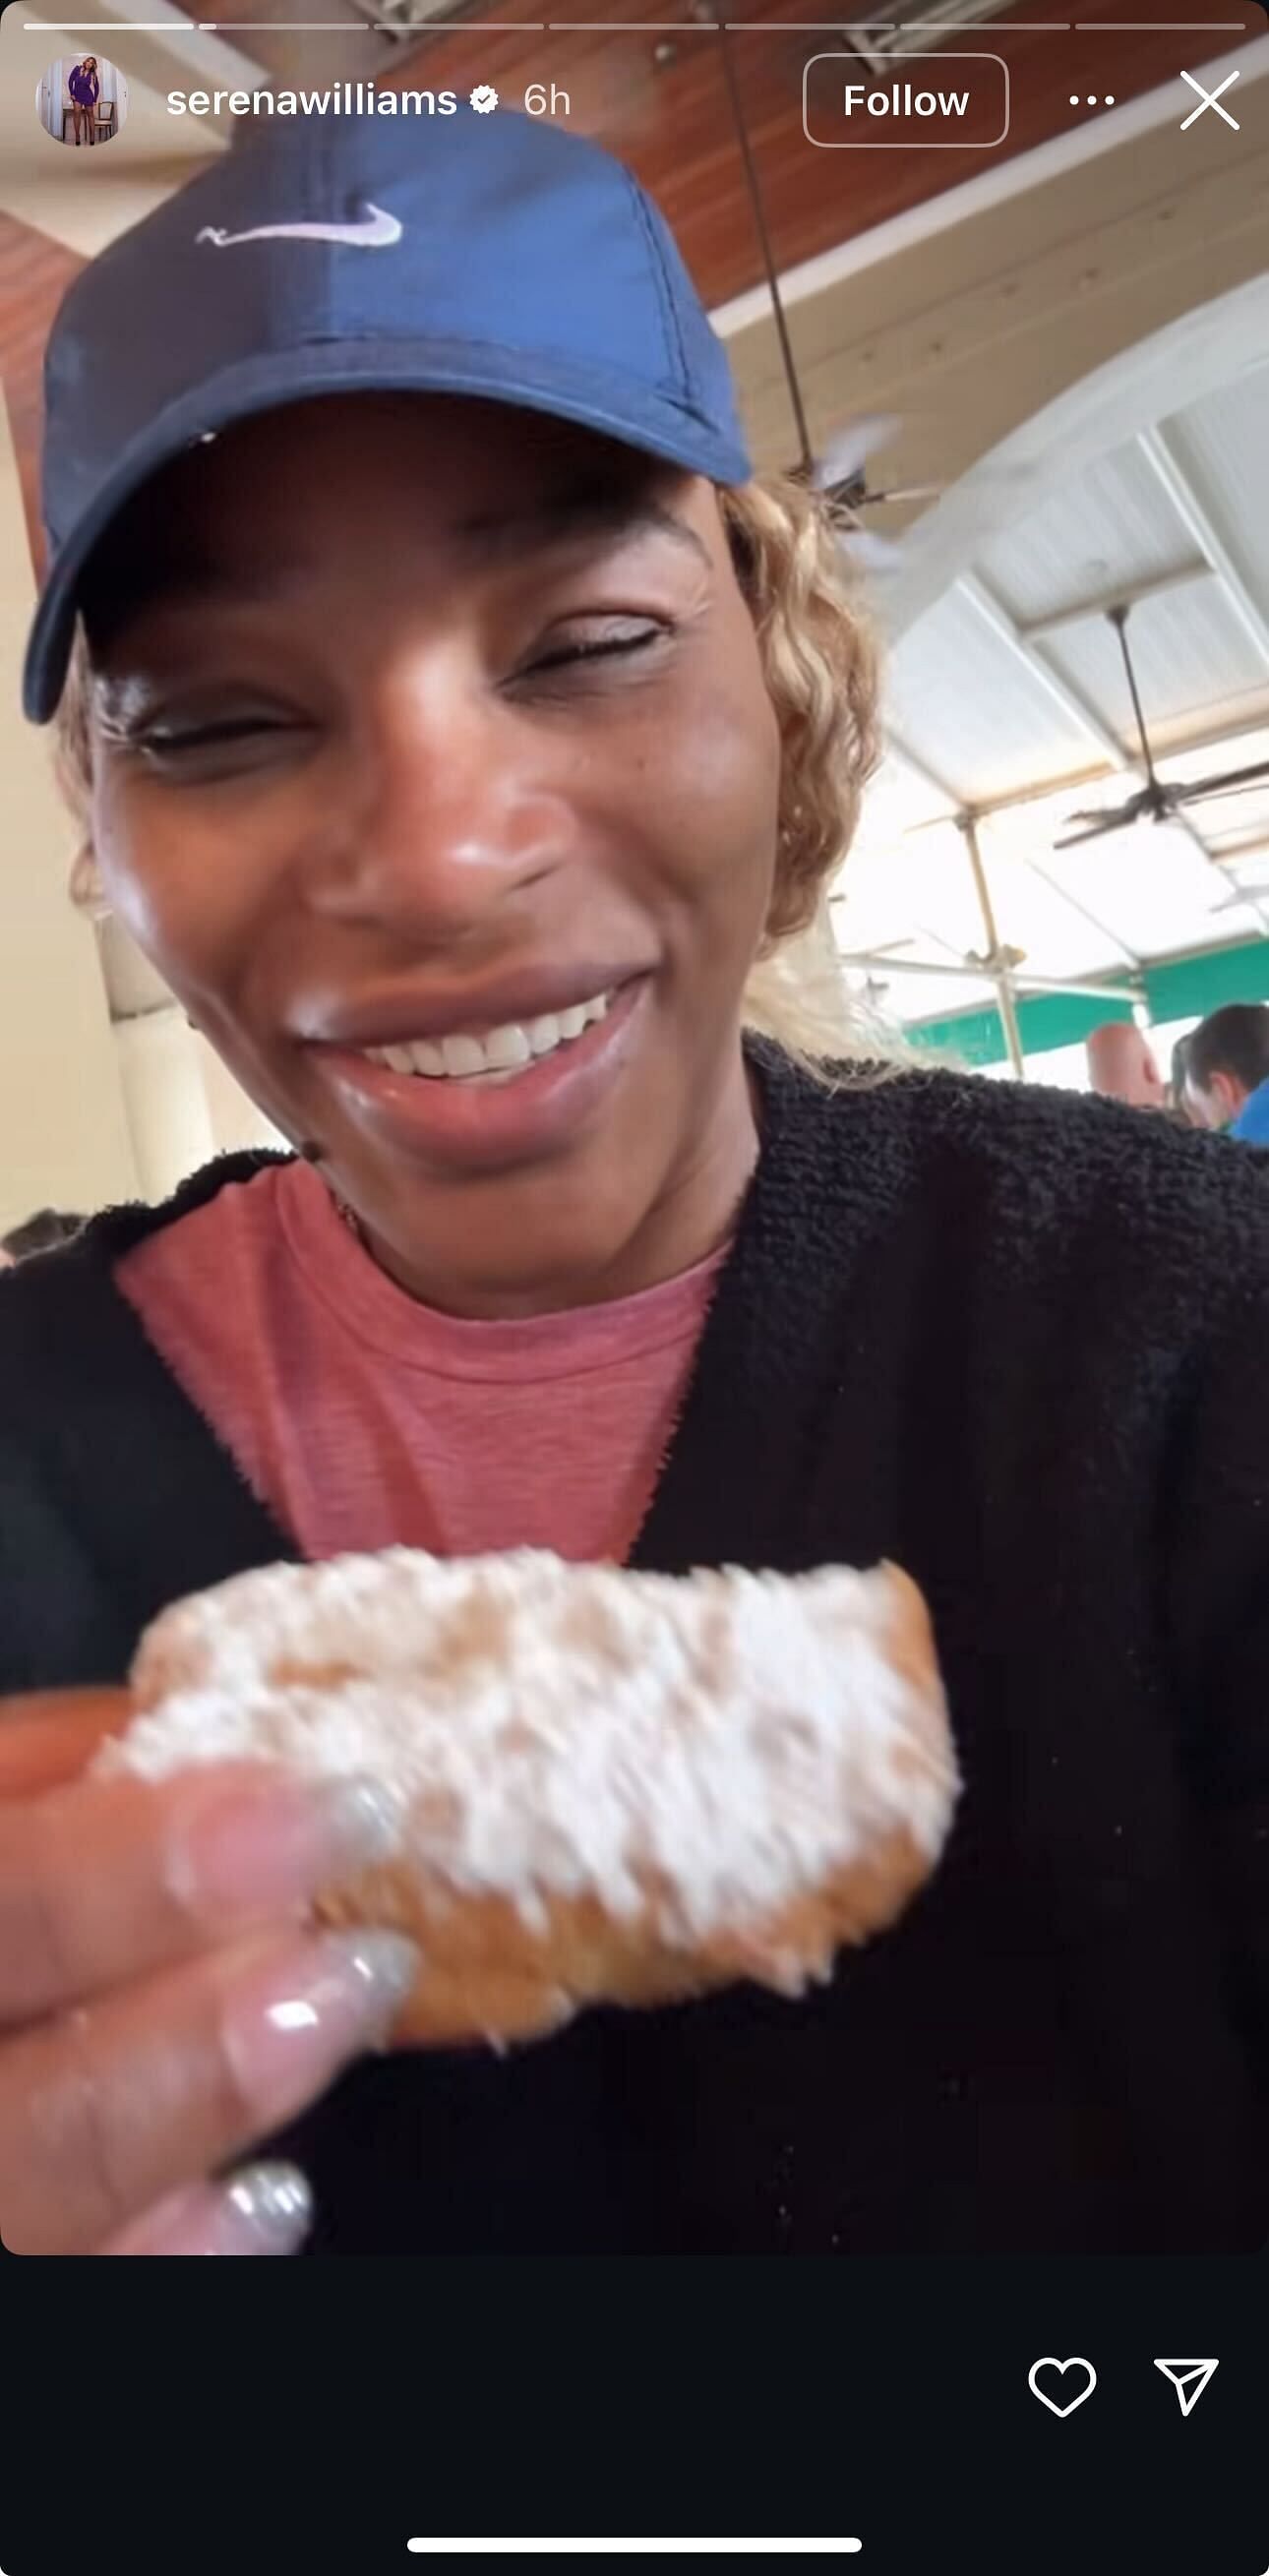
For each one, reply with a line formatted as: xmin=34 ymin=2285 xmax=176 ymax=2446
xmin=3 ymin=1042 xmax=1269 ymax=2253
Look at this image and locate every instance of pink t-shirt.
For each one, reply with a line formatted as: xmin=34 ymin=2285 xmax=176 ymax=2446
xmin=114 ymin=1161 xmax=727 ymax=1567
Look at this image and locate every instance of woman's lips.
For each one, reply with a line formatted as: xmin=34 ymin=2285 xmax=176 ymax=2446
xmin=309 ymin=974 xmax=650 ymax=1170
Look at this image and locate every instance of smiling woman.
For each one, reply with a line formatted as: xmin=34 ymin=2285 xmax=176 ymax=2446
xmin=52 ymin=389 xmax=876 ymax=1316
xmin=6 ymin=105 xmax=1269 ymax=2262
xmin=52 ymin=445 xmax=879 ymax=1097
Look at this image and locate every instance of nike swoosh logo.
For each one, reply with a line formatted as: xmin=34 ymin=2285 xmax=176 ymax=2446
xmin=196 ymin=204 xmax=402 ymax=250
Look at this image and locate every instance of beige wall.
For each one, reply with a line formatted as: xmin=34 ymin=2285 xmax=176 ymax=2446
xmin=195 ymin=1035 xmax=285 ymax=1160
xmin=103 ymin=1004 xmax=282 ymax=1209
xmin=112 ymin=1007 xmax=214 ymax=1203
xmin=92 ymin=927 xmax=284 ymax=1195
xmin=0 ymin=415 xmax=281 ymax=1224
xmin=0 ymin=393 xmax=139 ymax=1235
xmin=110 ymin=1008 xmax=285 ymax=1200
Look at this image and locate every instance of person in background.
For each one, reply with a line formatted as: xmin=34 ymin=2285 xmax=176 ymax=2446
xmin=1085 ymin=1019 xmax=1166 ymax=1109
xmin=1183 ymin=1003 xmax=1269 ymax=1142
xmin=1168 ymin=1034 xmax=1194 ymax=1125
xmin=1 ymin=1208 xmax=86 ymax=1262
xmin=66 ymin=56 xmax=99 ymax=148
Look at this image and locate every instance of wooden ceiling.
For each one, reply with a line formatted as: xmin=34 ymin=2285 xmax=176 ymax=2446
xmin=2 ymin=1 xmax=1261 ymax=571
xmin=371 ymin=0 xmax=1260 ymax=305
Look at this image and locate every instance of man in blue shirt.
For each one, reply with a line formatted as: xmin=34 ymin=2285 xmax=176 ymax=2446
xmin=1184 ymin=1002 xmax=1269 ymax=1142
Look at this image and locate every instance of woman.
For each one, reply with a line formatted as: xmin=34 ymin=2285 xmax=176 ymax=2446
xmin=5 ymin=110 xmax=1269 ymax=2258
xmin=66 ymin=55 xmax=98 ymax=147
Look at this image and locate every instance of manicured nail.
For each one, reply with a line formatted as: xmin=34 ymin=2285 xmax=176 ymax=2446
xmin=223 ymin=1929 xmax=421 ymax=2129
xmin=170 ymin=1770 xmax=402 ymax=1930
xmin=212 ymin=2162 xmax=314 ymax=2256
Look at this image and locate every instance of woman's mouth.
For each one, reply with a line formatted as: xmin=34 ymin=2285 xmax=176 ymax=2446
xmin=352 ymin=986 xmax=614 ymax=1088
xmin=309 ymin=975 xmax=650 ymax=1170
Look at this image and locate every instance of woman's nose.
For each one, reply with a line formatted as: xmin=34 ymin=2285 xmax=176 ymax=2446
xmin=306 ymin=681 xmax=571 ymax=938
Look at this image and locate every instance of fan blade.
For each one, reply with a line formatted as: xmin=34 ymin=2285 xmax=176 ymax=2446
xmin=853 ymin=482 xmax=943 ymax=509
xmin=837 ymin=528 xmax=905 ymax=575
xmin=1171 ymin=760 xmax=1269 ymax=805
xmin=1058 ymin=786 xmax=1154 ymax=834
xmin=1053 ymin=813 xmax=1138 ymax=849
xmin=814 ymin=415 xmax=902 ymax=491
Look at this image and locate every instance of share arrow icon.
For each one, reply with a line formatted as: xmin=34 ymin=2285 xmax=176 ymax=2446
xmin=1153 ymin=2359 xmax=1219 ymax=2417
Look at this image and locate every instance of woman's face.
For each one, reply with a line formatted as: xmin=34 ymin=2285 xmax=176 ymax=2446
xmin=85 ymin=395 xmax=782 ymax=1313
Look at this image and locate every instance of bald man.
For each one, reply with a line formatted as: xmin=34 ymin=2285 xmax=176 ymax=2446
xmin=1086 ymin=1021 xmax=1166 ymax=1110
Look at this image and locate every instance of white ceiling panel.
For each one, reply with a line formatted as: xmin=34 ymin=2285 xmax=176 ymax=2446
xmin=832 ymin=821 xmax=983 ymax=960
xmin=1041 ymin=584 xmax=1268 ymax=747
xmin=854 ymin=749 xmax=950 ymax=843
xmin=1160 ymin=725 xmax=1269 ymax=785
xmin=970 ymin=443 xmax=1188 ymax=628
xmin=1220 ymin=855 xmax=1269 ymax=898
xmin=1161 ymin=366 xmax=1269 ymax=626
xmin=885 ymin=593 xmax=1099 ymax=802
xmin=1038 ymin=818 xmax=1266 ymax=958
xmin=973 ymin=832 xmax=1129 ymax=982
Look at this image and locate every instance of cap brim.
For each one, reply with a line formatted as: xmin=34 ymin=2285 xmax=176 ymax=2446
xmin=23 ymin=338 xmax=752 ymax=723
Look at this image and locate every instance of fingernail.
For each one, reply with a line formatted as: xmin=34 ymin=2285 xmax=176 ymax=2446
xmin=224 ymin=1929 xmax=421 ymax=2129
xmin=327 ymin=1929 xmax=423 ymax=2039
xmin=171 ymin=1771 xmax=402 ymax=1930
xmin=212 ymin=2162 xmax=314 ymax=2256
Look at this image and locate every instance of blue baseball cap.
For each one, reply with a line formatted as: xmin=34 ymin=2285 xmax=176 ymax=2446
xmin=24 ymin=105 xmax=752 ymax=723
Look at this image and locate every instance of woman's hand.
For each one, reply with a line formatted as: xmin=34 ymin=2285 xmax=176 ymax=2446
xmin=0 ymin=1689 xmax=415 ymax=2255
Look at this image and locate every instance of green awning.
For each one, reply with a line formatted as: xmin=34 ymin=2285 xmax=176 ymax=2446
xmin=908 ymin=935 xmax=1269 ymax=1067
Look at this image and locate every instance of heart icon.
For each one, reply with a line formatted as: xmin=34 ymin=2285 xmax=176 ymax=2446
xmin=1028 ymin=2357 xmax=1097 ymax=2418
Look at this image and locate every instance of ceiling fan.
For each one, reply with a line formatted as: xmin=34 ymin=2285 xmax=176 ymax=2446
xmin=1055 ymin=602 xmax=1269 ymax=849
xmin=715 ymin=26 xmax=942 ymax=574
xmin=810 ymin=419 xmax=943 ymax=572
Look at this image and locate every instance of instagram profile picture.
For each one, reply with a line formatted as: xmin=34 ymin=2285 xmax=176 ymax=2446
xmin=36 ymin=56 xmax=129 ymax=149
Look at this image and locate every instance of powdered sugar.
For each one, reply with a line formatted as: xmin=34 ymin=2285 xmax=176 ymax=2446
xmin=101 ymin=1549 xmax=958 ymax=1940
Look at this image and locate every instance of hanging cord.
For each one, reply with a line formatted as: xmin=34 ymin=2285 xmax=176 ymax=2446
xmin=714 ymin=21 xmax=816 ymax=480
xmin=1110 ymin=603 xmax=1162 ymax=795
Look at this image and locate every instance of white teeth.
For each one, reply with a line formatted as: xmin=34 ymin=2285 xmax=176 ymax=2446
xmin=441 ymin=1033 xmax=488 ymax=1077
xmin=483 ymin=1023 xmax=532 ymax=1070
xmin=357 ymin=986 xmax=616 ymax=1081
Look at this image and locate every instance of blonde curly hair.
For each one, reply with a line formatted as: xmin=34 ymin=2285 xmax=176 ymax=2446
xmin=55 ymin=470 xmax=889 ymax=1072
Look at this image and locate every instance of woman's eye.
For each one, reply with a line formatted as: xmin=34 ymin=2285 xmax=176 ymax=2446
xmin=123 ymin=714 xmax=311 ymax=778
xmin=522 ymin=621 xmax=668 ymax=677
xmin=139 ymin=717 xmax=287 ymax=754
